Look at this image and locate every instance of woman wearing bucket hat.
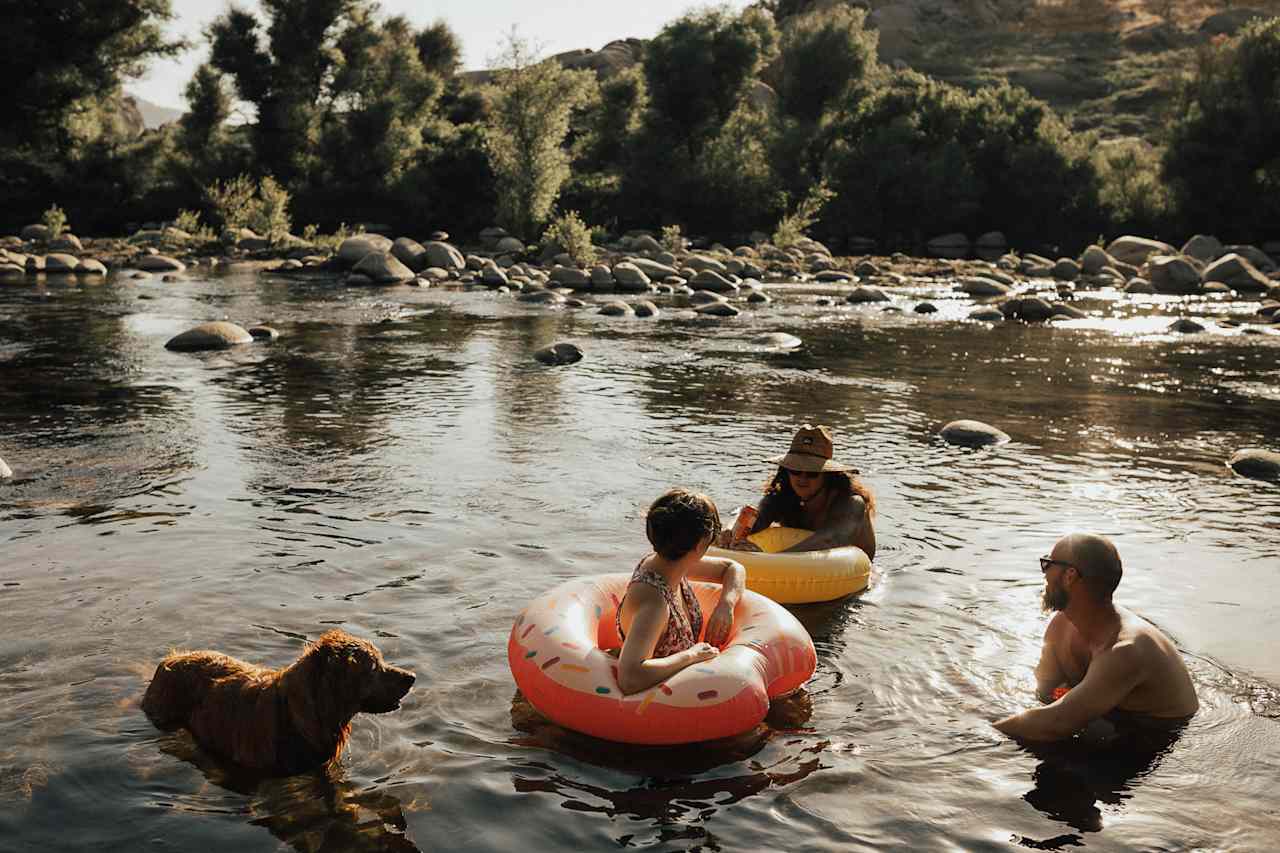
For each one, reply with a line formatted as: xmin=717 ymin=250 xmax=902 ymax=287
xmin=720 ymin=424 xmax=876 ymax=558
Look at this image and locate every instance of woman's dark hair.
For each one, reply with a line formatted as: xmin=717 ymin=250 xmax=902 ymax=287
xmin=646 ymin=488 xmax=722 ymax=560
xmin=763 ymin=468 xmax=876 ymax=525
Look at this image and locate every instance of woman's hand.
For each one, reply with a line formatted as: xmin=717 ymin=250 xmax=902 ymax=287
xmin=686 ymin=642 xmax=720 ymax=663
xmin=704 ymin=601 xmax=735 ymax=647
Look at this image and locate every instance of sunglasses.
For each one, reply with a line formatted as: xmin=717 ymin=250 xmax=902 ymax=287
xmin=785 ymin=468 xmax=823 ymax=480
xmin=1039 ymin=556 xmax=1081 ymax=574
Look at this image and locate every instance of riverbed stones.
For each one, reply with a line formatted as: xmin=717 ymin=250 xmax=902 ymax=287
xmin=690 ymin=270 xmax=737 ymax=293
xmin=534 ymin=342 xmax=583 ymax=366
xmin=613 ymin=262 xmax=651 ymax=291
xmin=633 ymin=300 xmax=659 ymax=318
xmin=1051 ymin=258 xmax=1080 ymax=281
xmin=424 ymin=241 xmax=465 ymax=271
xmin=136 ymin=255 xmax=186 ymax=273
xmin=550 ymin=265 xmax=589 ymax=287
xmin=1168 ymin=317 xmax=1205 ymax=333
xmin=940 ymin=419 xmax=1010 ymax=447
xmin=688 ymin=290 xmax=728 ymax=307
xmin=1148 ymin=256 xmax=1202 ymax=294
xmin=1227 ymin=448 xmax=1280 ymax=481
xmin=746 ymin=290 xmax=770 ymax=304
xmin=0 ymin=264 xmax=24 ymax=281
xmin=48 ymin=234 xmax=83 ymax=252
xmin=1106 ymin=235 xmax=1176 ymax=267
xmin=628 ymin=257 xmax=678 ymax=279
xmin=337 ymin=234 xmax=392 ymax=266
xmin=482 ymin=266 xmax=509 ymax=287
xmin=847 ymin=286 xmax=889 ymax=303
xmin=248 ymin=325 xmax=280 ymax=341
xmin=1124 ymin=277 xmax=1156 ymax=294
xmin=927 ymin=233 xmax=969 ymax=259
xmin=957 ymin=276 xmax=1011 ymax=297
xmin=598 ymin=300 xmax=633 ymax=317
xmin=353 ymin=251 xmax=414 ymax=283
xmin=1000 ymin=296 xmax=1055 ymax=322
xmin=20 ymin=224 xmax=50 ymax=241
xmin=1203 ymin=253 xmax=1271 ymax=292
xmin=44 ymin=253 xmax=79 ymax=273
xmin=391 ymin=237 xmax=429 ymax=272
xmin=695 ymin=302 xmax=740 ymax=317
xmin=165 ymin=321 xmax=254 ymax=351
xmin=495 ymin=236 xmax=525 ymax=254
xmin=589 ymin=265 xmax=614 ymax=288
xmin=1181 ymin=234 xmax=1224 ymax=263
xmin=518 ymin=289 xmax=564 ymax=305
xmin=1079 ymin=245 xmax=1114 ymax=275
xmin=752 ymin=332 xmax=802 ymax=349
xmin=914 ymin=302 xmax=938 ymax=314
xmin=968 ymin=307 xmax=1005 ymax=321
xmin=685 ymin=254 xmax=727 ymax=274
xmin=974 ymin=231 xmax=1007 ymax=260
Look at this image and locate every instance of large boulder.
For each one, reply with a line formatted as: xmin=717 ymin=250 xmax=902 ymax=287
xmin=690 ymin=269 xmax=737 ymax=293
xmin=1051 ymin=258 xmax=1080 ymax=281
xmin=612 ymin=262 xmax=651 ymax=291
xmin=534 ymin=342 xmax=583 ymax=366
xmin=48 ymin=234 xmax=83 ymax=252
xmin=353 ymin=251 xmax=414 ymax=283
xmin=424 ymin=241 xmax=465 ymax=271
xmin=1000 ymin=296 xmax=1055 ymax=322
xmin=628 ymin=234 xmax=663 ymax=253
xmin=695 ymin=302 xmax=740 ymax=317
xmin=165 ymin=321 xmax=254 ymax=351
xmin=957 ymin=276 xmax=1013 ymax=297
xmin=20 ymin=224 xmax=50 ymax=241
xmin=550 ymin=265 xmax=590 ymax=287
xmin=391 ymin=237 xmax=429 ymax=272
xmin=44 ymin=253 xmax=79 ymax=273
xmin=75 ymin=258 xmax=107 ymax=276
xmin=1147 ymin=256 xmax=1201 ymax=294
xmin=927 ymin=233 xmax=970 ymax=259
xmin=136 ymin=255 xmax=186 ymax=273
xmin=1106 ymin=235 xmax=1176 ymax=267
xmin=940 ymin=420 xmax=1010 ymax=447
xmin=1227 ymin=448 xmax=1280 ymax=481
xmin=495 ymin=236 xmax=525 ymax=254
xmin=974 ymin=231 xmax=1007 ymax=260
xmin=1181 ymin=234 xmax=1224 ymax=263
xmin=968 ymin=307 xmax=1005 ymax=321
xmin=589 ymin=265 xmax=614 ymax=288
xmin=1079 ymin=245 xmax=1115 ymax=275
xmin=685 ymin=254 xmax=727 ymax=274
xmin=337 ymin=233 xmax=393 ymax=266
xmin=627 ymin=257 xmax=679 ymax=279
xmin=847 ymin=286 xmax=890 ymax=303
xmin=1202 ymin=253 xmax=1272 ymax=292
xmin=598 ymin=300 xmax=633 ymax=317
xmin=1222 ymin=244 xmax=1276 ymax=272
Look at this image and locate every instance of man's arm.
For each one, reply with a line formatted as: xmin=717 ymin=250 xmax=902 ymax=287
xmin=994 ymin=642 xmax=1144 ymax=742
xmin=1033 ymin=616 xmax=1070 ymax=704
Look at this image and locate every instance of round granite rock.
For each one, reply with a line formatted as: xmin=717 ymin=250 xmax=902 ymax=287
xmin=1227 ymin=448 xmax=1280 ymax=482
xmin=534 ymin=342 xmax=583 ymax=366
xmin=165 ymin=321 xmax=254 ymax=351
xmin=940 ymin=419 xmax=1011 ymax=447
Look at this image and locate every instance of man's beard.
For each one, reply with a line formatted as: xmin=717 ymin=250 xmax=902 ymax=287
xmin=1042 ymin=582 xmax=1069 ymax=612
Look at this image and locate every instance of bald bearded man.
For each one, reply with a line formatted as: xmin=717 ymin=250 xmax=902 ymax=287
xmin=994 ymin=533 xmax=1199 ymax=742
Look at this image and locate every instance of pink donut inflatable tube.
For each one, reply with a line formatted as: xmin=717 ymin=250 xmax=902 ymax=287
xmin=508 ymin=573 xmax=817 ymax=744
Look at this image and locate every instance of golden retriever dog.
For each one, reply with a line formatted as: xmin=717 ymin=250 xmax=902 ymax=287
xmin=141 ymin=629 xmax=415 ymax=775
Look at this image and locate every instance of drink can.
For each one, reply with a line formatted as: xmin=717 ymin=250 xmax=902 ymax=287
xmin=731 ymin=505 xmax=758 ymax=541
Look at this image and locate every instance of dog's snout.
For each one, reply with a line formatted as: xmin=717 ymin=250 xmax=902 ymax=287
xmin=392 ymin=666 xmax=415 ymax=690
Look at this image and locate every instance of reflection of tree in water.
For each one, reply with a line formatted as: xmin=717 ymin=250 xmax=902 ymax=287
xmin=209 ymin=309 xmax=482 ymax=462
xmin=490 ymin=313 xmax=576 ymax=465
xmin=153 ymin=735 xmax=423 ymax=853
xmin=1016 ymin=726 xmax=1183 ymax=842
xmin=0 ymin=300 xmax=195 ymax=512
xmin=507 ymin=688 xmax=820 ymax=844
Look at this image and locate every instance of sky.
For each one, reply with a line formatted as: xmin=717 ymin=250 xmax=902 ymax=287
xmin=132 ymin=0 xmax=753 ymax=109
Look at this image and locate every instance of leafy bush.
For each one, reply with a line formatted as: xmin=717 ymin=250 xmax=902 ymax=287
xmin=1093 ymin=141 xmax=1173 ymax=237
xmin=205 ymin=174 xmax=292 ymax=243
xmin=821 ymin=72 xmax=1102 ymax=251
xmin=776 ymin=6 xmax=878 ymax=125
xmin=542 ymin=210 xmax=597 ymax=266
xmin=1163 ymin=17 xmax=1280 ymax=241
xmin=41 ymin=204 xmax=67 ymax=239
xmin=773 ymin=181 xmax=835 ymax=248
xmin=661 ymin=224 xmax=684 ymax=253
xmin=173 ymin=209 xmax=202 ymax=233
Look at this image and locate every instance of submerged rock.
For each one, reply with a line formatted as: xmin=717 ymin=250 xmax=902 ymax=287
xmin=940 ymin=419 xmax=1010 ymax=447
xmin=1106 ymin=235 xmax=1175 ymax=267
xmin=165 ymin=321 xmax=254 ymax=351
xmin=136 ymin=255 xmax=186 ymax=273
xmin=534 ymin=342 xmax=583 ymax=366
xmin=847 ymin=286 xmax=890 ymax=303
xmin=752 ymin=332 xmax=802 ymax=349
xmin=633 ymin=300 xmax=659 ymax=318
xmin=337 ymin=234 xmax=393 ymax=266
xmin=518 ymin=289 xmax=565 ymax=305
xmin=248 ymin=325 xmax=280 ymax=341
xmin=1168 ymin=318 xmax=1205 ymax=334
xmin=913 ymin=302 xmax=938 ymax=314
xmin=1227 ymin=448 xmax=1280 ymax=482
xmin=353 ymin=251 xmax=414 ymax=283
xmin=968 ymin=307 xmax=1005 ymax=321
xmin=696 ymin=302 xmax=740 ymax=317
xmin=598 ymin=300 xmax=633 ymax=317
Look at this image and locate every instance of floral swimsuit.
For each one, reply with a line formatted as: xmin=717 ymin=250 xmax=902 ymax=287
xmin=615 ymin=558 xmax=704 ymax=657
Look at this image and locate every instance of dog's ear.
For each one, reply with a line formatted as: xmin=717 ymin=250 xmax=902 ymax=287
xmin=284 ymin=637 xmax=365 ymax=754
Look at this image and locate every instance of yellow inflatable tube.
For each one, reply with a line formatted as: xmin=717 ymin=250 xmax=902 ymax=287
xmin=706 ymin=526 xmax=871 ymax=604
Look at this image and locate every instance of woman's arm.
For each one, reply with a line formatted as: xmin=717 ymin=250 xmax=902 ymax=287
xmin=781 ymin=495 xmax=875 ymax=558
xmin=687 ymin=556 xmax=747 ymax=646
xmin=616 ymin=584 xmax=719 ymax=695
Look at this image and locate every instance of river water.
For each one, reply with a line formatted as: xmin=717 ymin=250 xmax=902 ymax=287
xmin=1 ymin=268 xmax=1278 ymax=852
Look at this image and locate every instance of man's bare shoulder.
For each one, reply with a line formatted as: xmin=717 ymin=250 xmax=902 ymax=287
xmin=1044 ymin=611 xmax=1075 ymax=641
xmin=1115 ymin=606 xmax=1175 ymax=652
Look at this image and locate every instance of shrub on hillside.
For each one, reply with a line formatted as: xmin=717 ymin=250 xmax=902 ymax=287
xmin=1093 ymin=140 xmax=1173 ymax=237
xmin=205 ymin=174 xmax=292 ymax=243
xmin=1163 ymin=17 xmax=1280 ymax=241
xmin=820 ymin=71 xmax=1102 ymax=251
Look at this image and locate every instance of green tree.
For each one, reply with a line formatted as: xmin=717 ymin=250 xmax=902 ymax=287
xmin=776 ymin=6 xmax=878 ymax=125
xmin=208 ymin=0 xmax=374 ymax=182
xmin=0 ymin=0 xmax=184 ymax=154
xmin=821 ymin=71 xmax=1101 ymax=250
xmin=484 ymin=32 xmax=596 ymax=240
xmin=642 ymin=6 xmax=777 ymax=159
xmin=416 ymin=20 xmax=462 ymax=77
xmin=1163 ymin=17 xmax=1280 ymax=240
